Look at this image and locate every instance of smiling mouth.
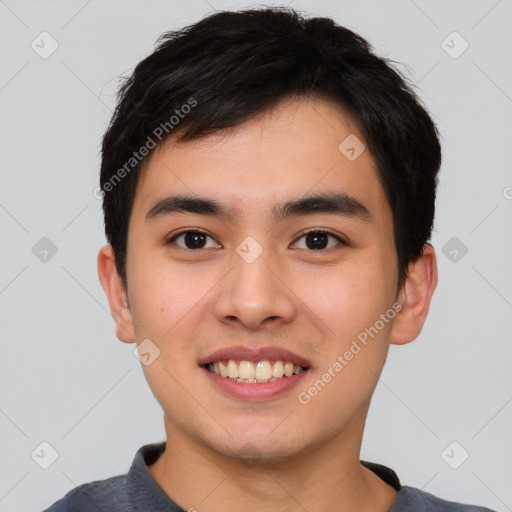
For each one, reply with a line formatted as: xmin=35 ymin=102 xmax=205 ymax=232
xmin=204 ymin=359 xmax=309 ymax=384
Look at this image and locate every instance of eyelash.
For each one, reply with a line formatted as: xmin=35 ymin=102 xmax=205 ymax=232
xmin=166 ymin=228 xmax=346 ymax=252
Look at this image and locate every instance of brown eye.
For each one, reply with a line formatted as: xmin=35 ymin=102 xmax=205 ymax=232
xmin=293 ymin=230 xmax=344 ymax=250
xmin=168 ymin=230 xmax=221 ymax=250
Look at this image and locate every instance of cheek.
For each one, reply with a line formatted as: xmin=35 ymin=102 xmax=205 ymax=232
xmin=295 ymin=257 xmax=392 ymax=344
xmin=295 ymin=265 xmax=395 ymax=416
xmin=128 ymin=262 xmax=213 ymax=411
xmin=129 ymin=255 xmax=217 ymax=340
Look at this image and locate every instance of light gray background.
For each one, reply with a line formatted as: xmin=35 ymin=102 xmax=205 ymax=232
xmin=1 ymin=0 xmax=511 ymax=510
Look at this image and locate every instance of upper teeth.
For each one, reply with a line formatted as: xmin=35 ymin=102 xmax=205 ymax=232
xmin=207 ymin=360 xmax=305 ymax=382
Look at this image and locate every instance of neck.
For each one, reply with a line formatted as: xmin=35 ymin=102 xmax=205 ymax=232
xmin=148 ymin=413 xmax=397 ymax=512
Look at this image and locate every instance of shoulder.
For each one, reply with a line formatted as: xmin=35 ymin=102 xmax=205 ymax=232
xmin=42 ymin=474 xmax=130 ymax=511
xmin=42 ymin=442 xmax=167 ymax=511
xmin=392 ymin=486 xmax=497 ymax=512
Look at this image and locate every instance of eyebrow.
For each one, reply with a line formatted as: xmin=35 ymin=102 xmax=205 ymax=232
xmin=145 ymin=192 xmax=370 ymax=223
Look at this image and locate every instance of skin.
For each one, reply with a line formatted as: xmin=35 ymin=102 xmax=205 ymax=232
xmin=98 ymin=95 xmax=437 ymax=511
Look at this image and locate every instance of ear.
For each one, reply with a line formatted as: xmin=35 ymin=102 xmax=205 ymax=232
xmin=389 ymin=243 xmax=438 ymax=345
xmin=97 ymin=245 xmax=136 ymax=343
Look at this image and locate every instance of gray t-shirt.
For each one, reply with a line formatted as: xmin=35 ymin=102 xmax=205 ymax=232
xmin=42 ymin=442 xmax=496 ymax=511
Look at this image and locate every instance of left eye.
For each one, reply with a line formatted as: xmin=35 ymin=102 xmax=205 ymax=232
xmin=168 ymin=231 xmax=221 ymax=250
xmin=292 ymin=230 xmax=343 ymax=250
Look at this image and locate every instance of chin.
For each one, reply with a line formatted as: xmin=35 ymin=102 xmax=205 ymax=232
xmin=216 ymin=442 xmax=302 ymax=465
xmin=204 ymin=425 xmax=310 ymax=465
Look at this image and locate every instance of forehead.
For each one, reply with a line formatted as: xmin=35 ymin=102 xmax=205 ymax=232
xmin=133 ymin=96 xmax=390 ymax=222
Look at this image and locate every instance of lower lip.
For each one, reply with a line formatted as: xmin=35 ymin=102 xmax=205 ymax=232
xmin=201 ymin=367 xmax=308 ymax=401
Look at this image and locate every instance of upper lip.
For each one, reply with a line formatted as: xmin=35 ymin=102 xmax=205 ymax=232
xmin=199 ymin=345 xmax=311 ymax=368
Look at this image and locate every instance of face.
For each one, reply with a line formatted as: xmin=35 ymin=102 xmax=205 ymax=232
xmin=118 ymin=96 xmax=402 ymax=461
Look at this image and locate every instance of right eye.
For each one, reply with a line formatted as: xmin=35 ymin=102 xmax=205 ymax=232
xmin=166 ymin=230 xmax=222 ymax=250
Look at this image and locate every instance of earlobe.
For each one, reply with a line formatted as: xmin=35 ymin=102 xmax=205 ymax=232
xmin=389 ymin=243 xmax=438 ymax=346
xmin=97 ymin=245 xmax=136 ymax=343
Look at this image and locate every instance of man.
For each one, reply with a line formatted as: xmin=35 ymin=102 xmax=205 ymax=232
xmin=44 ymin=6 xmax=496 ymax=511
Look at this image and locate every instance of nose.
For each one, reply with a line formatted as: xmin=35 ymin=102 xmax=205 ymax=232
xmin=213 ymin=245 xmax=297 ymax=331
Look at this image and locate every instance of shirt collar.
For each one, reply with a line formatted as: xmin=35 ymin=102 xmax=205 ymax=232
xmin=127 ymin=442 xmax=402 ymax=510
